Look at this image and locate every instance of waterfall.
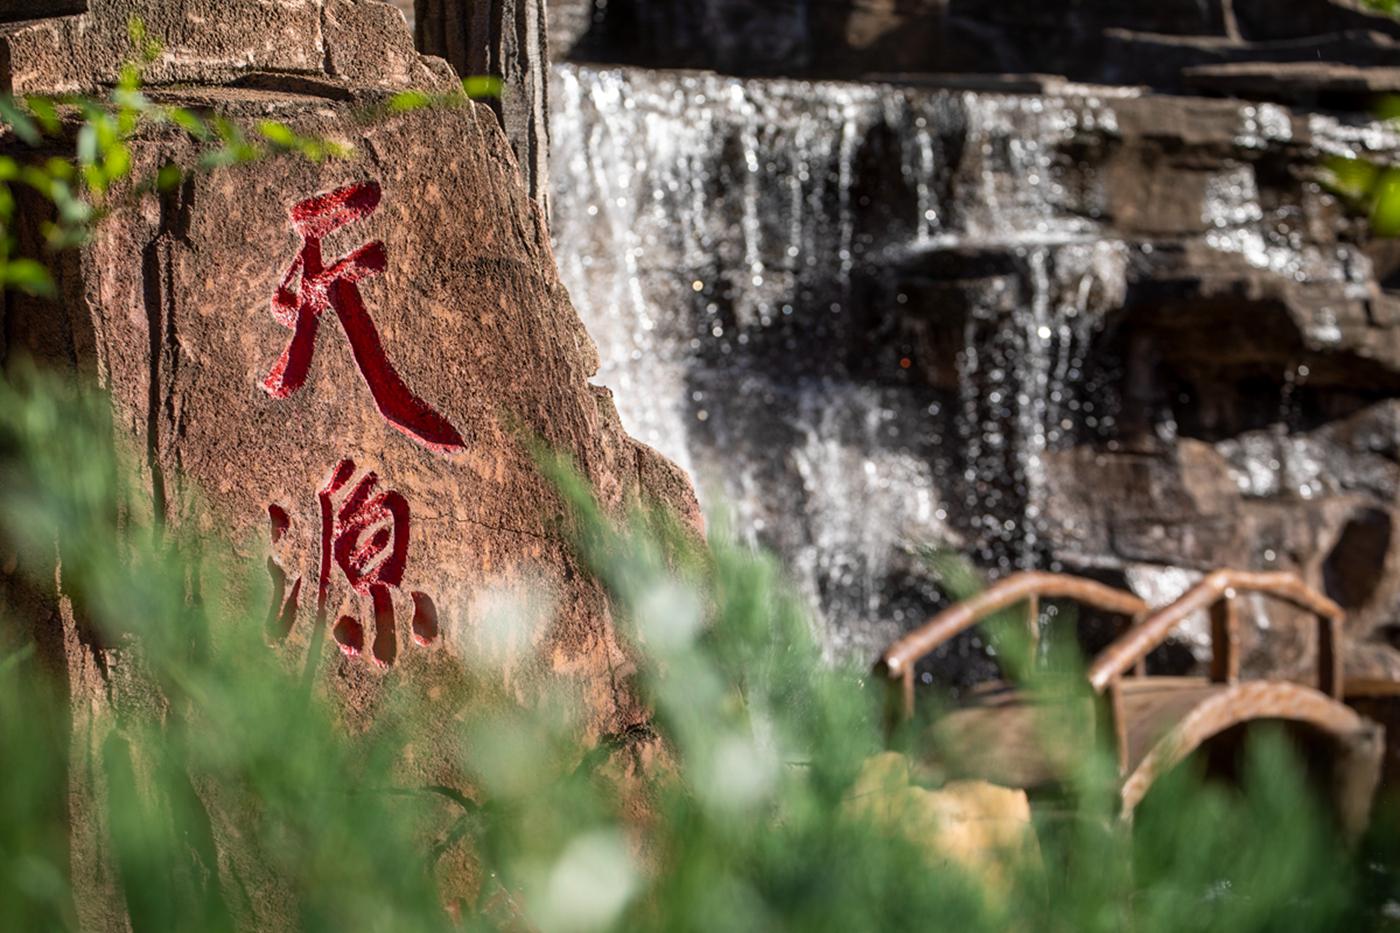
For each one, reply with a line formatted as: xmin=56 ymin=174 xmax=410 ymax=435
xmin=550 ymin=64 xmax=1131 ymax=663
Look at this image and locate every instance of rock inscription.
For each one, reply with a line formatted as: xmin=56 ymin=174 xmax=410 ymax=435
xmin=264 ymin=181 xmax=466 ymax=454
xmin=267 ymin=457 xmax=439 ymax=670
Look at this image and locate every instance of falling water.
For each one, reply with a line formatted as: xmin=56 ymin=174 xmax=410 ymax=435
xmin=550 ymin=64 xmax=1139 ymax=663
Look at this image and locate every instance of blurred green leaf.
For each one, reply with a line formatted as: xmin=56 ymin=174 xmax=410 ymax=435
xmin=127 ymin=16 xmax=162 ymax=64
xmin=1324 ymin=156 xmax=1380 ymax=201
xmin=165 ymin=106 xmax=211 ymax=140
xmin=2 ymin=258 xmax=56 ymax=297
xmin=155 ymin=163 xmax=182 ymax=192
xmin=463 ymin=75 xmax=504 ymax=100
xmin=388 ymin=90 xmax=432 ymax=113
xmin=75 ymin=123 xmax=97 ymax=167
xmin=1372 ymin=167 xmax=1400 ymax=236
xmin=256 ymin=120 xmax=297 ymax=148
xmin=0 ymin=96 xmax=41 ymax=146
xmin=24 ymin=97 xmax=60 ymax=135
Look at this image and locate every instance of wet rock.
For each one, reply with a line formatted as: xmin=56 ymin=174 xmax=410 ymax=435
xmin=1183 ymin=63 xmax=1400 ymax=108
xmin=550 ymin=62 xmax=1400 ymax=686
xmin=1231 ymin=0 xmax=1400 ymax=43
xmin=551 ymin=0 xmax=1400 ymax=97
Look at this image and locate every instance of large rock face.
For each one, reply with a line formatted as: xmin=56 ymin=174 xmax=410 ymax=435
xmin=3 ymin=2 xmax=698 ymax=923
xmin=1 ymin=0 xmax=456 ymax=93
xmin=550 ymin=62 xmax=1400 ymax=687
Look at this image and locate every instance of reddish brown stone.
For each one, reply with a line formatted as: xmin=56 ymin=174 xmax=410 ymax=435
xmin=0 ymin=0 xmax=456 ymax=94
xmin=3 ymin=4 xmax=699 ymax=923
xmin=15 ymin=91 xmax=700 ymax=719
xmin=415 ymin=0 xmax=552 ymax=214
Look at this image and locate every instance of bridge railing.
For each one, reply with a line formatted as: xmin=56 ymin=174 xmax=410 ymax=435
xmin=875 ymin=572 xmax=1150 ymax=722
xmin=1087 ymin=570 xmax=1345 ymax=700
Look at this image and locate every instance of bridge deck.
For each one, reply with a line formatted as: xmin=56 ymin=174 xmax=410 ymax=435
xmin=929 ymin=678 xmax=1219 ymax=788
xmin=929 ymin=677 xmax=1374 ymax=794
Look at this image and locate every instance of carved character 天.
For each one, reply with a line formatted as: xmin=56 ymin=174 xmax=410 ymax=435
xmin=263 ymin=181 xmax=466 ymax=454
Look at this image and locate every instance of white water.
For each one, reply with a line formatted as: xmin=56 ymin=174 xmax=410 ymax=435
xmin=550 ymin=63 xmax=1388 ymax=667
xmin=550 ymin=64 xmax=1134 ymax=661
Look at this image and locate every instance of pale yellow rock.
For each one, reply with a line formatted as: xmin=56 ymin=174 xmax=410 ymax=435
xmin=843 ymin=752 xmax=1038 ymax=893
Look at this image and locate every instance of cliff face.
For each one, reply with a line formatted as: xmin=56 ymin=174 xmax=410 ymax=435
xmin=2 ymin=2 xmax=698 ymax=923
xmin=546 ymin=2 xmax=1400 ymax=684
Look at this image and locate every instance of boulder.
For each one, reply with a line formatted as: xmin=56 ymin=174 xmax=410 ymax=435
xmin=842 ymin=751 xmax=1038 ymax=893
xmin=4 ymin=2 xmax=699 ymax=923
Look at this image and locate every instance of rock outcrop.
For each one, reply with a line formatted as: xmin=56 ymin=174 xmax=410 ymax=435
xmin=3 ymin=1 xmax=698 ymax=923
xmin=415 ymin=0 xmax=553 ymax=215
xmin=1 ymin=0 xmax=456 ymax=93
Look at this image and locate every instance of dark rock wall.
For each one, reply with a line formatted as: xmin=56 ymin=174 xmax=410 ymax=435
xmin=415 ymin=0 xmax=552 ymax=213
xmin=549 ymin=0 xmax=1400 ymax=100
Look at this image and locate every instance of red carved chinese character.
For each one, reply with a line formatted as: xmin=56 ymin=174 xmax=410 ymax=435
xmin=265 ymin=181 xmax=466 ymax=455
xmin=319 ymin=458 xmax=441 ymax=667
xmin=263 ymin=458 xmax=440 ymax=669
xmin=265 ymin=504 xmax=302 ymax=642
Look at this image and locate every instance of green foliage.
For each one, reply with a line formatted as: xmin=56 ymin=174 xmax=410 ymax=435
xmin=0 ymin=367 xmax=456 ymax=931
xmin=0 ymin=21 xmax=347 ymax=299
xmin=1322 ymin=88 xmax=1400 ymax=238
xmin=1326 ymin=154 xmax=1400 ymax=238
xmin=0 ymin=371 xmax=1394 ymax=930
xmin=461 ymin=77 xmax=505 ymax=101
xmin=384 ymin=76 xmax=503 ymax=119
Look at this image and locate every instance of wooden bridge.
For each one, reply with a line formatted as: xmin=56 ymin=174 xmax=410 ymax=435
xmin=876 ymin=570 xmax=1389 ymax=835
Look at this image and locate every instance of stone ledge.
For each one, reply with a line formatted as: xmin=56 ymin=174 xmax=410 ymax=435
xmin=1 ymin=0 xmax=455 ymax=95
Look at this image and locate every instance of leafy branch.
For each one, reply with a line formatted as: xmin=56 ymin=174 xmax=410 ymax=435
xmin=0 ymin=19 xmax=349 ymax=299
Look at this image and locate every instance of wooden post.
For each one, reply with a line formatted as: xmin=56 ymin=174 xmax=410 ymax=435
xmin=1107 ymin=681 xmax=1129 ymax=776
xmin=1209 ymin=598 xmax=1240 ymax=684
xmin=1128 ymin=613 xmax=1148 ymax=677
xmin=415 ymin=0 xmax=552 ymax=217
xmin=1318 ymin=614 xmax=1343 ymax=700
xmin=1025 ymin=593 xmax=1040 ymax=667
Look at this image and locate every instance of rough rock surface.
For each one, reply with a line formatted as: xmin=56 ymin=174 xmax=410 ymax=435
xmin=415 ymin=0 xmax=552 ymax=214
xmin=4 ymin=1 xmax=698 ymax=925
xmin=0 ymin=0 xmax=455 ymax=94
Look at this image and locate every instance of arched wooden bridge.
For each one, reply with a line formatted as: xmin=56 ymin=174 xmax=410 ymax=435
xmin=876 ymin=570 xmax=1388 ymax=835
